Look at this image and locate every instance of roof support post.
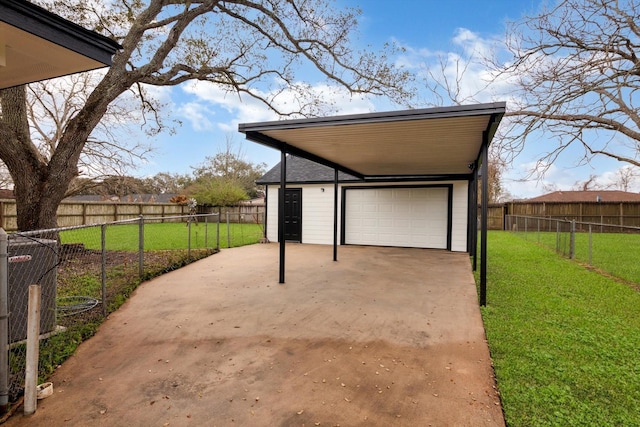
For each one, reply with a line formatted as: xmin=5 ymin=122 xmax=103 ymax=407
xmin=333 ymin=168 xmax=338 ymax=262
xmin=278 ymin=151 xmax=286 ymax=283
xmin=479 ymin=133 xmax=489 ymax=306
xmin=471 ymin=163 xmax=478 ymax=271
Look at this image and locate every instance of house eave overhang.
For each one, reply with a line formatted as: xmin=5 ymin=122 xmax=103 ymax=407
xmin=257 ymin=173 xmax=475 ymax=186
xmin=0 ymin=0 xmax=122 ymax=89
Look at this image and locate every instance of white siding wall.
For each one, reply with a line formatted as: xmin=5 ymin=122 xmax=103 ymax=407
xmin=301 ymin=184 xmax=339 ymax=244
xmin=265 ymin=185 xmax=279 ymax=243
xmin=265 ymin=180 xmax=469 ymax=252
xmin=450 ymin=181 xmax=469 ymax=252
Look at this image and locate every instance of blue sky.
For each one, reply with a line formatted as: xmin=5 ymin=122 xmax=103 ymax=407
xmin=133 ymin=0 xmax=638 ymax=198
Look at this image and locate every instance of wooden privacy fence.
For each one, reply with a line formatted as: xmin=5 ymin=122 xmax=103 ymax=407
xmin=484 ymin=201 xmax=640 ymax=230
xmin=0 ymin=200 xmax=265 ymax=231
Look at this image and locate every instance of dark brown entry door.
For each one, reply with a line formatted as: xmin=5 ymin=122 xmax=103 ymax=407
xmin=283 ymin=188 xmax=302 ymax=242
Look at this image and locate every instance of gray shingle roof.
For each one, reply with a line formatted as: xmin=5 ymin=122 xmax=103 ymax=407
xmin=257 ymin=155 xmax=361 ymax=184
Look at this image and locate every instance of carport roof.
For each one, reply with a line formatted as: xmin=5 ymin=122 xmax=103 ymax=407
xmin=239 ymin=102 xmax=505 ymax=179
xmin=0 ymin=0 xmax=121 ymax=89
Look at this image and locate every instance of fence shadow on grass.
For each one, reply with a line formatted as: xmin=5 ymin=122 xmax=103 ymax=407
xmin=506 ymin=214 xmax=640 ymax=286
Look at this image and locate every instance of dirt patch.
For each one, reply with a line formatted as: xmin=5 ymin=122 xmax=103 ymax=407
xmin=177 ymin=336 xmax=502 ymax=427
xmin=56 ymin=246 xmax=215 ymax=323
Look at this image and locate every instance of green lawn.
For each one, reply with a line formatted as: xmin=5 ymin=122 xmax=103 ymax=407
xmin=518 ymin=230 xmax=640 ymax=284
xmin=60 ymin=221 xmax=264 ymax=251
xmin=481 ymin=231 xmax=640 ymax=426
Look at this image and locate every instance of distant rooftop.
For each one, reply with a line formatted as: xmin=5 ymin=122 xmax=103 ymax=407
xmin=64 ymin=194 xmax=181 ymax=203
xmin=524 ymin=190 xmax=640 ymax=203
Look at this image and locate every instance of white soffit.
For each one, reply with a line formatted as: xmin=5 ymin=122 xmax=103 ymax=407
xmin=0 ymin=23 xmax=105 ymax=89
xmin=0 ymin=0 xmax=120 ymax=89
xmin=240 ymin=103 xmax=506 ymax=177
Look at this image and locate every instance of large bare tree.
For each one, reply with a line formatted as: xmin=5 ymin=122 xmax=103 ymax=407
xmin=26 ymin=72 xmax=157 ymax=195
xmin=494 ymin=0 xmax=640 ymax=172
xmin=416 ymin=51 xmax=509 ymax=202
xmin=0 ymin=0 xmax=411 ymax=231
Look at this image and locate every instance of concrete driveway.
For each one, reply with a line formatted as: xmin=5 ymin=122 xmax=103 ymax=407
xmin=7 ymin=244 xmax=504 ymax=426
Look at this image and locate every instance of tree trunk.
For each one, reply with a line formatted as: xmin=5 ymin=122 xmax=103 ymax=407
xmin=13 ymin=176 xmax=65 ymax=231
xmin=0 ymin=66 xmax=126 ymax=231
xmin=0 ymin=86 xmax=74 ymax=231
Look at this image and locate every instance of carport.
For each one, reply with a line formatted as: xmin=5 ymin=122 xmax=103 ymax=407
xmin=239 ymin=102 xmax=505 ymax=305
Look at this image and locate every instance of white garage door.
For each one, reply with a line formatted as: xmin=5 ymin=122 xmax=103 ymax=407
xmin=344 ymin=187 xmax=449 ymax=249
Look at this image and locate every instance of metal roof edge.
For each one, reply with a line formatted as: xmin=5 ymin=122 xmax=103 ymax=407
xmin=1 ymin=0 xmax=122 ymax=65
xmin=238 ymin=102 xmax=507 ymax=132
xmin=258 ymin=173 xmax=473 ymax=185
xmin=257 ymin=178 xmax=361 ymax=185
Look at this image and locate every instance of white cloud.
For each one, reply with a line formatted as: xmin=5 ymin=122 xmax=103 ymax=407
xmin=177 ymin=101 xmax=216 ymax=131
xmin=395 ymin=28 xmax=518 ymax=107
xmin=501 ymin=161 xmax=640 ymax=200
xmin=179 ymin=80 xmax=375 ymax=133
xmin=503 ymin=161 xmax=582 ymax=199
xmin=592 ymin=165 xmax=640 ymax=192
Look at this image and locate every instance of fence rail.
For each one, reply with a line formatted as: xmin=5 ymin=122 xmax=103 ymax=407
xmin=485 ymin=201 xmax=640 ymax=230
xmin=506 ymin=215 xmax=640 ymax=286
xmin=0 ymin=211 xmax=265 ymax=410
xmin=0 ymin=199 xmax=265 ymax=231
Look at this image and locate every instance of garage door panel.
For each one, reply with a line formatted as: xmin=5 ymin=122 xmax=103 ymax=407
xmin=378 ymin=218 xmax=393 ymax=227
xmin=345 ymin=187 xmax=448 ymax=249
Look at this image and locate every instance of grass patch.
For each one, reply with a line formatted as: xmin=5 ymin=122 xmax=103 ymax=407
xmin=481 ymin=231 xmax=640 ymax=426
xmin=519 ymin=231 xmax=640 ymax=284
xmin=60 ymin=222 xmax=263 ymax=251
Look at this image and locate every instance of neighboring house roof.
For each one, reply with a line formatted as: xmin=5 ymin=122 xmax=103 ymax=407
xmin=257 ymin=155 xmax=361 ymax=185
xmin=525 ymin=190 xmax=640 ymax=203
xmin=239 ymin=197 xmax=265 ymax=206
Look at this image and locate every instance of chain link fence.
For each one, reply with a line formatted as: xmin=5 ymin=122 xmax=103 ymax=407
xmin=506 ymin=215 xmax=640 ymax=285
xmin=0 ymin=211 xmax=265 ymax=408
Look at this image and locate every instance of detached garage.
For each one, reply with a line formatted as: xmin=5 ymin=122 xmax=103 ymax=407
xmin=240 ymin=102 xmax=505 ymax=304
xmin=257 ymin=157 xmax=469 ymax=251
